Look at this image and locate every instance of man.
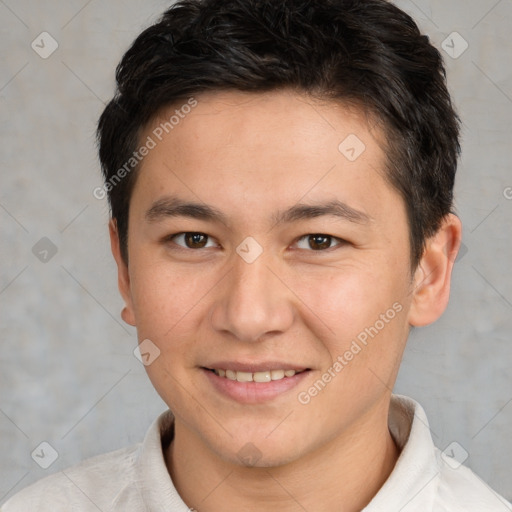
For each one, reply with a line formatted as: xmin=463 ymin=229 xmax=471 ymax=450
xmin=3 ymin=0 xmax=511 ymax=510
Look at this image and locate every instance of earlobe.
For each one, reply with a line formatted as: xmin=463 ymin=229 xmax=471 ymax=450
xmin=408 ymin=214 xmax=462 ymax=327
xmin=109 ymin=219 xmax=136 ymax=327
xmin=121 ymin=306 xmax=134 ymax=325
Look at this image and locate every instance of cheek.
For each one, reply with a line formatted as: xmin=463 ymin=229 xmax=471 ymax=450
xmin=291 ymin=268 xmax=409 ymax=417
xmin=129 ymin=261 xmax=211 ymax=400
xmin=291 ymin=260 xmax=409 ymax=359
xmin=129 ymin=258 xmax=212 ymax=343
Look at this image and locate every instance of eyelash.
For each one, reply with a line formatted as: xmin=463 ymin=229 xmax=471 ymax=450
xmin=164 ymin=232 xmax=346 ymax=252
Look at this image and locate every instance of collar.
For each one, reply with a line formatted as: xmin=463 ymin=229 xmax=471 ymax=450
xmin=135 ymin=394 xmax=439 ymax=511
xmin=363 ymin=394 xmax=440 ymax=511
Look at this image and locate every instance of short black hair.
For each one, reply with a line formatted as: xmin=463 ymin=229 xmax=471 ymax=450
xmin=97 ymin=0 xmax=460 ymax=267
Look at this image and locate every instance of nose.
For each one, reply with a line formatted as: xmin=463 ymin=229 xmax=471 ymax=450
xmin=209 ymin=251 xmax=295 ymax=343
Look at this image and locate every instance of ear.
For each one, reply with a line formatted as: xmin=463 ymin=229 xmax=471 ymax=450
xmin=109 ymin=219 xmax=136 ymax=326
xmin=408 ymin=213 xmax=462 ymax=327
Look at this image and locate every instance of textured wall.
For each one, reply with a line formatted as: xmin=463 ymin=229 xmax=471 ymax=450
xmin=1 ymin=0 xmax=511 ymax=503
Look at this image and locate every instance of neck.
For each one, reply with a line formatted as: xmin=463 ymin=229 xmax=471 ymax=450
xmin=166 ymin=400 xmax=399 ymax=512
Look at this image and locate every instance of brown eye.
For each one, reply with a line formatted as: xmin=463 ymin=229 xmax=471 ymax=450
xmin=184 ymin=233 xmax=208 ymax=248
xmin=170 ymin=232 xmax=215 ymax=249
xmin=295 ymin=234 xmax=343 ymax=251
xmin=309 ymin=235 xmax=331 ymax=250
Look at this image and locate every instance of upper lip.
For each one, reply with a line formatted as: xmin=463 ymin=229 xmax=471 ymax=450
xmin=203 ymin=362 xmax=310 ymax=373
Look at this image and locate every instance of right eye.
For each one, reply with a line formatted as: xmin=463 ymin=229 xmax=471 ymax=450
xmin=165 ymin=232 xmax=218 ymax=250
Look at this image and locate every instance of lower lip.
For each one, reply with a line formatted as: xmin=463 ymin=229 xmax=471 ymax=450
xmin=202 ymin=368 xmax=311 ymax=404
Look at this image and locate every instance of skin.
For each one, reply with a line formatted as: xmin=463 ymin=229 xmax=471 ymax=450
xmin=109 ymin=90 xmax=462 ymax=512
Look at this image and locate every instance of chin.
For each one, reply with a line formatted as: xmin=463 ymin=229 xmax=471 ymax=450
xmin=227 ymin=446 xmax=302 ymax=469
xmin=210 ymin=429 xmax=308 ymax=470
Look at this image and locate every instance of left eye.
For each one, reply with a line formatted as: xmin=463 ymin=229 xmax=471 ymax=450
xmin=295 ymin=234 xmax=344 ymax=251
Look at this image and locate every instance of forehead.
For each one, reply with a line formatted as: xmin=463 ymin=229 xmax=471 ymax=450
xmin=133 ymin=89 xmax=400 ymax=227
xmin=148 ymin=89 xmax=385 ymax=162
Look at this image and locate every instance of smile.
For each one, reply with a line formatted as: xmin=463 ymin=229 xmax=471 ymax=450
xmin=202 ymin=367 xmax=311 ymax=404
xmin=212 ymin=368 xmax=304 ymax=382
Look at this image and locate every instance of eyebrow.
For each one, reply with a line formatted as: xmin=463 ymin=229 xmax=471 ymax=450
xmin=145 ymin=195 xmax=372 ymax=226
xmin=272 ymin=200 xmax=372 ymax=225
xmin=146 ymin=196 xmax=229 ymax=224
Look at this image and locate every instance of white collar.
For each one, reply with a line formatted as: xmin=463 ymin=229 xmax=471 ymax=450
xmin=134 ymin=395 xmax=441 ymax=511
xmin=364 ymin=394 xmax=440 ymax=510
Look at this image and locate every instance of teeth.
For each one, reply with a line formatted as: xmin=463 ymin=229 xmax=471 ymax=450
xmin=213 ymin=368 xmax=299 ymax=381
xmin=253 ymin=371 xmax=271 ymax=383
xmin=236 ymin=371 xmax=253 ymax=382
xmin=271 ymin=369 xmax=285 ymax=380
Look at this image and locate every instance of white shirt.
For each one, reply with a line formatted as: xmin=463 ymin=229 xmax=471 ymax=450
xmin=2 ymin=395 xmax=511 ymax=511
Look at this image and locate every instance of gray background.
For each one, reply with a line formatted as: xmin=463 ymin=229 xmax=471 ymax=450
xmin=1 ymin=0 xmax=511 ymax=504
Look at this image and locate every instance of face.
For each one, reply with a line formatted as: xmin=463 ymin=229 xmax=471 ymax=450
xmin=111 ymin=90 xmax=453 ymax=467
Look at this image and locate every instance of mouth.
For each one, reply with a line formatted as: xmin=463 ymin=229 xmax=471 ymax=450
xmin=205 ymin=368 xmax=307 ymax=382
xmin=201 ymin=365 xmax=311 ymax=404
